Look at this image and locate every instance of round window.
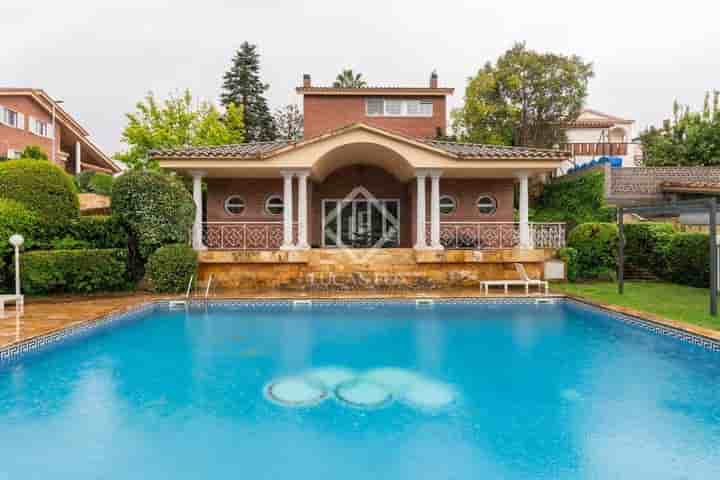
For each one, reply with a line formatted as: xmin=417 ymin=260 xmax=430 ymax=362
xmin=476 ymin=195 xmax=497 ymax=215
xmin=265 ymin=195 xmax=284 ymax=216
xmin=439 ymin=195 xmax=457 ymax=215
xmin=224 ymin=195 xmax=246 ymax=215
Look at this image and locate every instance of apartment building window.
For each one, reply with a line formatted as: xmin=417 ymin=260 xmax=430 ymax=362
xmin=30 ymin=117 xmax=53 ymax=138
xmin=0 ymin=106 xmax=24 ymax=129
xmin=365 ymin=98 xmax=433 ymax=117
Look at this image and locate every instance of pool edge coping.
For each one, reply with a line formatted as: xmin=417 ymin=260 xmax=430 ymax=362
xmin=2 ymin=294 xmax=719 ymax=366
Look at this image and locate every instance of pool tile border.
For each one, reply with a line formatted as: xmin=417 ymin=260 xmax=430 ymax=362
xmin=1 ymin=296 xmax=718 ymax=368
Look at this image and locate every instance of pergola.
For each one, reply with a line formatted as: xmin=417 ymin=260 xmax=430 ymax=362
xmin=617 ymin=198 xmax=718 ymax=316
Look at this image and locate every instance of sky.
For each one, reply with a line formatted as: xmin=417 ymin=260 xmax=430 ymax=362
xmin=3 ymin=0 xmax=719 ymax=155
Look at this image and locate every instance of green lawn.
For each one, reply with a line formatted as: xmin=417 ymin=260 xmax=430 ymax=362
xmin=553 ymin=281 xmax=720 ymax=332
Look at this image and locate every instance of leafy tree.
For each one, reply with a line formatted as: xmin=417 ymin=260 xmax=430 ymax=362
xmin=221 ymin=42 xmax=277 ymax=142
xmin=115 ymin=90 xmax=244 ymax=169
xmin=640 ymin=91 xmax=720 ymax=166
xmin=452 ymin=42 xmax=594 ymax=147
xmin=274 ymin=104 xmax=304 ymax=140
xmin=333 ymin=69 xmax=367 ymax=88
xmin=19 ymin=145 xmax=48 ymax=160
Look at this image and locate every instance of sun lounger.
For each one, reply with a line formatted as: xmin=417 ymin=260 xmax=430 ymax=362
xmin=0 ymin=294 xmax=24 ymax=316
xmin=480 ymin=263 xmax=549 ymax=295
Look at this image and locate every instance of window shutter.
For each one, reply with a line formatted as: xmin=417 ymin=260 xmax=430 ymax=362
xmin=47 ymin=123 xmax=54 ymax=138
xmin=366 ymin=98 xmax=383 ymax=116
xmin=385 ymin=99 xmax=402 ymax=116
xmin=28 ymin=116 xmax=35 ymax=134
xmin=420 ymin=101 xmax=433 ymax=116
xmin=406 ymin=100 xmax=420 ymax=116
xmin=16 ymin=113 xmax=24 ymax=130
xmin=0 ymin=106 xmax=5 ymax=125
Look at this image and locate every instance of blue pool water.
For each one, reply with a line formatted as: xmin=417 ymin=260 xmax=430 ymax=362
xmin=1 ymin=300 xmax=719 ymax=479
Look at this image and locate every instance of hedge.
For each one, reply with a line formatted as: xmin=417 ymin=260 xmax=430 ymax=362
xmin=144 ymin=244 xmax=198 ymax=293
xmin=567 ymin=223 xmax=619 ymax=279
xmin=667 ymin=233 xmax=710 ymax=288
xmin=20 ymin=249 xmax=129 ymax=294
xmin=0 ymin=159 xmax=79 ymax=234
xmin=0 ymin=199 xmax=39 ymax=256
xmin=624 ymin=223 xmax=675 ymax=277
xmin=65 ymin=215 xmax=127 ymax=249
xmin=557 ymin=247 xmax=578 ymax=282
xmin=77 ymin=171 xmax=114 ymax=196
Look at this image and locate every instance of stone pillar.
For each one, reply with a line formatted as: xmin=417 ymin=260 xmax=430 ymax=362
xmin=518 ymin=172 xmax=531 ymax=248
xmin=414 ymin=172 xmax=428 ymax=249
xmin=75 ymin=141 xmax=82 ymax=175
xmin=430 ymin=171 xmax=443 ymax=250
xmin=281 ymin=171 xmax=295 ymax=250
xmin=191 ymin=171 xmax=206 ymax=251
xmin=296 ymin=170 xmax=310 ymax=249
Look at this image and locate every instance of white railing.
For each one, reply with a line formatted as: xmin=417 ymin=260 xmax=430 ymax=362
xmin=202 ymin=222 xmax=297 ymax=250
xmin=429 ymin=222 xmax=566 ymax=249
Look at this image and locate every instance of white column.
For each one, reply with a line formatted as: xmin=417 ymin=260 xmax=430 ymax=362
xmin=518 ymin=172 xmax=531 ymax=249
xmin=281 ymin=171 xmax=295 ymax=250
xmin=296 ymin=171 xmax=310 ymax=249
xmin=191 ymin=172 xmax=206 ymax=251
xmin=430 ymin=171 xmax=443 ymax=250
xmin=414 ymin=172 xmax=428 ymax=249
xmin=74 ymin=141 xmax=82 ymax=175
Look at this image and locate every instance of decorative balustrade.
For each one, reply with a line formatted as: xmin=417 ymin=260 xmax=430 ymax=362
xmin=202 ymin=222 xmax=296 ymax=250
xmin=429 ymin=222 xmax=565 ymax=250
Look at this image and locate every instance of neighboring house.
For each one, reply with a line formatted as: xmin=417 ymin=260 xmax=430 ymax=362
xmin=560 ymin=109 xmax=641 ymax=172
xmin=0 ymin=88 xmax=120 ymax=174
xmin=154 ymin=72 xmax=569 ymax=289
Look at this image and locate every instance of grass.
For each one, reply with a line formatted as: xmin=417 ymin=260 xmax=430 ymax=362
xmin=552 ymin=281 xmax=720 ymax=332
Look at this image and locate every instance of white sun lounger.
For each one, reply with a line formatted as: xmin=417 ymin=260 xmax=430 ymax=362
xmin=480 ymin=263 xmax=549 ymax=295
xmin=0 ymin=294 xmax=24 ymax=316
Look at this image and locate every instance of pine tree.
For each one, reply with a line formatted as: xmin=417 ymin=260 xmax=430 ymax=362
xmin=221 ymin=42 xmax=277 ymax=142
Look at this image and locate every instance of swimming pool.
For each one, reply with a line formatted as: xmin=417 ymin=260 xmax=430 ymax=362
xmin=1 ymin=299 xmax=719 ymax=479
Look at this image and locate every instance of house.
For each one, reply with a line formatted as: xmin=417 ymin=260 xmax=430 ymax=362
xmin=560 ymin=109 xmax=641 ymax=172
xmin=154 ymin=73 xmax=570 ymax=289
xmin=0 ymin=88 xmax=120 ymax=174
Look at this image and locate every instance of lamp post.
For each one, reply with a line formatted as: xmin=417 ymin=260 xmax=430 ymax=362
xmin=51 ymin=99 xmax=64 ymax=164
xmin=9 ymin=234 xmax=24 ymax=299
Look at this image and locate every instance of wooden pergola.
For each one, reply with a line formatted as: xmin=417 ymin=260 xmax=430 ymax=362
xmin=617 ymin=198 xmax=718 ymax=316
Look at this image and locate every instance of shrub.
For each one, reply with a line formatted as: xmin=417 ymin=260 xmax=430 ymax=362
xmin=557 ymin=247 xmax=578 ymax=282
xmin=0 ymin=159 xmax=79 ymax=235
xmin=567 ymin=223 xmax=619 ymax=279
xmin=19 ymin=145 xmax=48 ymax=160
xmin=77 ymin=171 xmax=114 ymax=196
xmin=20 ymin=249 xmax=129 ymax=294
xmin=666 ymin=233 xmax=710 ymax=288
xmin=65 ymin=215 xmax=127 ymax=249
xmin=0 ymin=199 xmax=40 ymax=256
xmin=112 ymin=170 xmax=195 ymax=280
xmin=623 ymin=222 xmax=675 ymax=277
xmin=50 ymin=237 xmax=93 ymax=250
xmin=75 ymin=171 xmax=95 ymax=192
xmin=144 ymin=244 xmax=197 ymax=293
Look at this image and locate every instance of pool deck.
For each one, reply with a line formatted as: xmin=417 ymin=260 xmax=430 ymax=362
xmin=1 ymin=288 xmax=719 ymax=352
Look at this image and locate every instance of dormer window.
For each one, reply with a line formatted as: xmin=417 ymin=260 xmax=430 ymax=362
xmin=365 ymin=98 xmax=433 ymax=117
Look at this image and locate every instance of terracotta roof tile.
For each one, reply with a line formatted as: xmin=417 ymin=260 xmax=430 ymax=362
xmin=661 ymin=181 xmax=720 ymax=193
xmin=423 ymin=140 xmax=570 ymax=159
xmin=151 ymin=140 xmax=290 ymax=159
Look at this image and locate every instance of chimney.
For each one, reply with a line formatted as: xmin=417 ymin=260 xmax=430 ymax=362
xmin=303 ymin=73 xmax=311 ymax=88
xmin=429 ymin=70 xmax=438 ymax=89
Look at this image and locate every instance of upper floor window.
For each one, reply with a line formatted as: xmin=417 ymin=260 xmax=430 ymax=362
xmin=365 ymin=98 xmax=433 ymax=117
xmin=30 ymin=117 xmax=53 ymax=138
xmin=0 ymin=106 xmax=24 ymax=129
xmin=265 ymin=195 xmax=284 ymax=216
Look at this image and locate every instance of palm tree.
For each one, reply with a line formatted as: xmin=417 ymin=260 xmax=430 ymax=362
xmin=333 ymin=69 xmax=367 ymax=88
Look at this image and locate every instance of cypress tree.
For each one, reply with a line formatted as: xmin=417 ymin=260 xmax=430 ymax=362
xmin=221 ymin=42 xmax=277 ymax=142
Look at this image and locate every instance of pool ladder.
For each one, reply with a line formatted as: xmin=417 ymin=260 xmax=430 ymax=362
xmin=169 ymin=274 xmax=214 ymax=309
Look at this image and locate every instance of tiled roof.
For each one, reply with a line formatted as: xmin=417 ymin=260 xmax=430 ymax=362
xmin=423 ymin=140 xmax=570 ymax=159
xmin=661 ymin=181 xmax=720 ymax=193
xmin=151 ymin=140 xmax=290 ymax=158
xmin=296 ymin=86 xmax=453 ymax=96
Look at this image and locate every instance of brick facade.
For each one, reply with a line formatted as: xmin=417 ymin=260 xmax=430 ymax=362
xmin=0 ymin=95 xmax=64 ymax=168
xmin=302 ymin=95 xmax=447 ymax=139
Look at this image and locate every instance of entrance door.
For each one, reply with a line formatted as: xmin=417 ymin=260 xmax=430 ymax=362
xmin=322 ymin=199 xmax=400 ymax=248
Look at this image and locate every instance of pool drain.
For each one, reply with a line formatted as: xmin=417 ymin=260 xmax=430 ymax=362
xmin=265 ymin=378 xmax=328 ymax=407
xmin=335 ymin=380 xmax=392 ymax=408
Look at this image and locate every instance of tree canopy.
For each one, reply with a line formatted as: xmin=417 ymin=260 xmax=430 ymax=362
xmin=221 ymin=42 xmax=277 ymax=142
xmin=333 ymin=69 xmax=367 ymax=88
xmin=452 ymin=42 xmax=594 ymax=147
xmin=640 ymin=91 xmax=720 ymax=166
xmin=274 ymin=104 xmax=303 ymax=140
xmin=115 ymin=90 xmax=244 ymax=170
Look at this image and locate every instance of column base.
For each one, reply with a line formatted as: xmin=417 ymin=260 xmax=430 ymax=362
xmin=280 ymin=244 xmax=297 ymax=251
xmin=414 ymin=244 xmax=443 ymax=251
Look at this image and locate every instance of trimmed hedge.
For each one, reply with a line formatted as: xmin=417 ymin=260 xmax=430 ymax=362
xmin=567 ymin=223 xmax=619 ymax=279
xmin=667 ymin=233 xmax=710 ymax=288
xmin=21 ymin=249 xmax=129 ymax=294
xmin=624 ymin=223 xmax=675 ymax=277
xmin=0 ymin=199 xmax=39 ymax=256
xmin=77 ymin=171 xmax=114 ymax=196
xmin=112 ymin=170 xmax=195 ymax=280
xmin=65 ymin=215 xmax=127 ymax=249
xmin=557 ymin=247 xmax=578 ymax=282
xmin=0 ymin=159 xmax=79 ymax=234
xmin=144 ymin=244 xmax=198 ymax=293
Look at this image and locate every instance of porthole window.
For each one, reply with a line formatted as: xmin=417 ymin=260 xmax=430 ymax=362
xmin=224 ymin=195 xmax=246 ymax=215
xmin=476 ymin=195 xmax=497 ymax=215
xmin=439 ymin=195 xmax=457 ymax=215
xmin=265 ymin=195 xmax=284 ymax=216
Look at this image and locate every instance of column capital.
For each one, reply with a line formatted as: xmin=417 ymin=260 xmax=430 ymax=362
xmin=279 ymin=170 xmax=296 ymax=179
xmin=514 ymin=170 xmax=530 ymax=180
xmin=189 ymin=170 xmax=206 ymax=179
